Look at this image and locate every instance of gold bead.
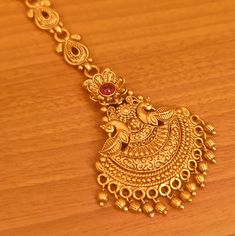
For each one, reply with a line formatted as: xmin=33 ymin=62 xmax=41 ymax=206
xmin=143 ymin=202 xmax=155 ymax=217
xmin=100 ymin=107 xmax=107 ymax=112
xmin=123 ymin=206 xmax=129 ymax=212
xmin=204 ymin=150 xmax=216 ymax=163
xmin=54 ymin=25 xmax=62 ymax=34
xmin=128 ymin=90 xmax=134 ymax=96
xmin=180 ymin=191 xmax=193 ymax=202
xmin=99 ymin=157 xmax=106 ymax=162
xmin=198 ymin=161 xmax=209 ymax=175
xmin=98 ymin=190 xmax=109 ymax=205
xmin=205 ymin=139 xmax=216 ymax=151
xmin=195 ymin=173 xmax=205 ymax=187
xmin=155 ymin=202 xmax=167 ymax=215
xmin=78 ymin=65 xmax=83 ymax=70
xmin=185 ymin=182 xmax=197 ymax=196
xmin=102 ymin=116 xmax=109 ymax=122
xmin=115 ymin=198 xmax=126 ymax=210
xmin=170 ymin=197 xmax=184 ymax=209
xmin=129 ymin=200 xmax=141 ymax=213
xmin=204 ymin=123 xmax=216 ymax=135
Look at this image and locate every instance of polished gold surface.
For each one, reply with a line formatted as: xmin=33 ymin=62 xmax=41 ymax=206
xmin=24 ymin=0 xmax=216 ymax=217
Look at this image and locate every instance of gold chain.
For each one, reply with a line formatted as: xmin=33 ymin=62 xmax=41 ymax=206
xmin=24 ymin=0 xmax=100 ymax=78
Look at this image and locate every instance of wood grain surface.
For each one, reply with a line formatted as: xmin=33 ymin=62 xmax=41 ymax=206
xmin=0 ymin=0 xmax=235 ymax=235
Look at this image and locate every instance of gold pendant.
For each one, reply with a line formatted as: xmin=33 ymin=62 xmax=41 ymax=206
xmin=24 ymin=0 xmax=216 ymax=217
xmin=84 ymin=69 xmax=216 ymax=217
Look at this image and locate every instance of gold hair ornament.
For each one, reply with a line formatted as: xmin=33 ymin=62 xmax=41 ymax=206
xmin=24 ymin=0 xmax=216 ymax=217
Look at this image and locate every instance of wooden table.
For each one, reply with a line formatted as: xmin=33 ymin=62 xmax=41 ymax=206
xmin=0 ymin=0 xmax=234 ymax=235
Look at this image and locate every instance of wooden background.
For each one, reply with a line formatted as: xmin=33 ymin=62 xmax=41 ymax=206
xmin=0 ymin=0 xmax=234 ymax=235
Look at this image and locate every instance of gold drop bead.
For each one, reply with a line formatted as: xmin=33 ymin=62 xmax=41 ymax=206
xmin=155 ymin=202 xmax=167 ymax=215
xmin=180 ymin=191 xmax=193 ymax=202
xmin=129 ymin=200 xmax=142 ymax=213
xmin=115 ymin=198 xmax=127 ymax=210
xmin=205 ymin=139 xmax=216 ymax=151
xmin=170 ymin=197 xmax=184 ymax=209
xmin=204 ymin=123 xmax=216 ymax=135
xmin=143 ymin=202 xmax=155 ymax=217
xmin=98 ymin=190 xmax=109 ymax=206
xmin=198 ymin=161 xmax=209 ymax=175
xmin=185 ymin=182 xmax=197 ymax=196
xmin=204 ymin=150 xmax=216 ymax=163
xmin=195 ymin=173 xmax=206 ymax=187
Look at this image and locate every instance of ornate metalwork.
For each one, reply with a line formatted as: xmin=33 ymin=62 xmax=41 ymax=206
xmin=25 ymin=0 xmax=98 ymax=77
xmin=23 ymin=1 xmax=217 ymax=217
xmin=90 ymin=69 xmax=216 ymax=217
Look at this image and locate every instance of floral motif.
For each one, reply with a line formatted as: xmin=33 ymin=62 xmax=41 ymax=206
xmin=83 ymin=69 xmax=126 ymax=105
xmin=128 ymin=118 xmax=143 ymax=131
xmin=116 ymin=103 xmax=136 ymax=122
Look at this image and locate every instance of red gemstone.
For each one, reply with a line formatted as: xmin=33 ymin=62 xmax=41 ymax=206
xmin=99 ymin=83 xmax=116 ymax=96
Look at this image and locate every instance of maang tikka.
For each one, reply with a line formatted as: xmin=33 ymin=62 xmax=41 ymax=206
xmin=24 ymin=0 xmax=216 ymax=217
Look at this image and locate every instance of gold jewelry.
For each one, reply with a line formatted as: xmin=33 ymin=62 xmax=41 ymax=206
xmin=23 ymin=0 xmax=216 ymax=217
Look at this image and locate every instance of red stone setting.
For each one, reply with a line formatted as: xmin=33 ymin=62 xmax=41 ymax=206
xmin=99 ymin=83 xmax=116 ymax=96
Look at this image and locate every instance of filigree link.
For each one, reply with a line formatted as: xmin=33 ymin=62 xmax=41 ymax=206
xmin=83 ymin=64 xmax=101 ymax=79
xmin=25 ymin=0 xmax=98 ymax=78
xmin=54 ymin=28 xmax=70 ymax=41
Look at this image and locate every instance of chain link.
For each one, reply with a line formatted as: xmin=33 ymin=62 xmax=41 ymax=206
xmin=24 ymin=0 xmax=100 ymax=79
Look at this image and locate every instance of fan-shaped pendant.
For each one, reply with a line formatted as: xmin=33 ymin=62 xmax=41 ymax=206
xmin=84 ymin=68 xmax=216 ymax=217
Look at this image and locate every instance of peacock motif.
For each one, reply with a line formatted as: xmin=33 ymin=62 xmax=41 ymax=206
xmin=83 ymin=69 xmax=216 ymax=217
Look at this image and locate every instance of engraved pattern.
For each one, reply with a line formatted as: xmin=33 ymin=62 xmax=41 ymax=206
xmin=96 ymin=69 xmax=216 ymax=216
